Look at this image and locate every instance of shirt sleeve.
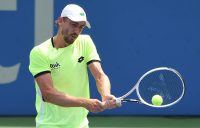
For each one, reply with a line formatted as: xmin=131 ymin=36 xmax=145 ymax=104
xmin=84 ymin=35 xmax=101 ymax=65
xmin=29 ymin=47 xmax=51 ymax=78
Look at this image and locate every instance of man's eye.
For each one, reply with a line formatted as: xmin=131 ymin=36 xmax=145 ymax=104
xmin=80 ymin=26 xmax=84 ymax=29
xmin=72 ymin=23 xmax=77 ymax=27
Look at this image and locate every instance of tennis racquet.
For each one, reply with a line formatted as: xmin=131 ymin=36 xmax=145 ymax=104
xmin=115 ymin=67 xmax=185 ymax=108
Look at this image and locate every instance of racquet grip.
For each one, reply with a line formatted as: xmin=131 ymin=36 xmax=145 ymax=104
xmin=115 ymin=98 xmax=122 ymax=107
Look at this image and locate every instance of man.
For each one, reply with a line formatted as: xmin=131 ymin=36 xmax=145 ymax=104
xmin=29 ymin=4 xmax=117 ymax=128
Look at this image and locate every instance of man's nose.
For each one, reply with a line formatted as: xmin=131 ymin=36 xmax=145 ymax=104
xmin=74 ymin=27 xmax=81 ymax=35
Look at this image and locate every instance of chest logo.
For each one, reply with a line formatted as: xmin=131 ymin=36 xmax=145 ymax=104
xmin=50 ymin=62 xmax=60 ymax=69
xmin=78 ymin=56 xmax=84 ymax=63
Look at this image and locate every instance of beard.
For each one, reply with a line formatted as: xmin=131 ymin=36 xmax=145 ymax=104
xmin=61 ymin=29 xmax=78 ymax=45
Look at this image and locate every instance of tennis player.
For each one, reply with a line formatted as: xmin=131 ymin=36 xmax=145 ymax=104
xmin=29 ymin=4 xmax=117 ymax=128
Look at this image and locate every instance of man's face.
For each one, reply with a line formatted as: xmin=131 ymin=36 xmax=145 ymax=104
xmin=61 ymin=17 xmax=86 ymax=44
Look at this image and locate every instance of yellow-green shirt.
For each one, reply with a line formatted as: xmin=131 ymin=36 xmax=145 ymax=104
xmin=29 ymin=35 xmax=100 ymax=128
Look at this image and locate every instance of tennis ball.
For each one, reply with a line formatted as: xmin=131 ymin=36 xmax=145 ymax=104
xmin=151 ymin=95 xmax=163 ymax=106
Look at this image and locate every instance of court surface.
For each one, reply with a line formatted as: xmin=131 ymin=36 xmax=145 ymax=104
xmin=0 ymin=116 xmax=199 ymax=128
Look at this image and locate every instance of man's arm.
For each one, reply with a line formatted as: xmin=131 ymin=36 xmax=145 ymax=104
xmin=88 ymin=62 xmax=110 ymax=101
xmin=35 ymin=73 xmax=104 ymax=113
xmin=88 ymin=61 xmax=117 ymax=109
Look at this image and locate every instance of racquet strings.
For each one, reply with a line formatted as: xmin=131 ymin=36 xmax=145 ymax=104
xmin=137 ymin=69 xmax=184 ymax=106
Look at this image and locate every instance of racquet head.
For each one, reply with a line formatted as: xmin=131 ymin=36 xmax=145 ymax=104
xmin=116 ymin=67 xmax=185 ymax=108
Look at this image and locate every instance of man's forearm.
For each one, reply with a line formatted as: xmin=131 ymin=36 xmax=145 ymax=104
xmin=42 ymin=88 xmax=87 ymax=107
xmin=42 ymin=88 xmax=105 ymax=112
xmin=96 ymin=73 xmax=111 ymax=101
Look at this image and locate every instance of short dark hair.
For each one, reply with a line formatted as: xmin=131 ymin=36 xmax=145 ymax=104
xmin=55 ymin=17 xmax=69 ymax=28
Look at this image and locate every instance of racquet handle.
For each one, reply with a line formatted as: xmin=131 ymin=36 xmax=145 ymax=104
xmin=122 ymin=99 xmax=141 ymax=103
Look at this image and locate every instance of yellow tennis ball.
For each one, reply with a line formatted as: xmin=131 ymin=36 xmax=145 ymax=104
xmin=151 ymin=95 xmax=163 ymax=106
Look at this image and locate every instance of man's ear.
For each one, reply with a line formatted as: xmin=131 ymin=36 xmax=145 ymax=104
xmin=57 ymin=17 xmax=63 ymax=27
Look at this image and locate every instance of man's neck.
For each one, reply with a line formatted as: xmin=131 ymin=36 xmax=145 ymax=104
xmin=53 ymin=34 xmax=69 ymax=48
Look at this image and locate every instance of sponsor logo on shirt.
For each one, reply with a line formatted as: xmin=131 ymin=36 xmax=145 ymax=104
xmin=50 ymin=62 xmax=60 ymax=69
xmin=78 ymin=56 xmax=84 ymax=63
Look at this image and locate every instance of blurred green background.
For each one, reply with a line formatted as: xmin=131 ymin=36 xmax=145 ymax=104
xmin=0 ymin=116 xmax=199 ymax=128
